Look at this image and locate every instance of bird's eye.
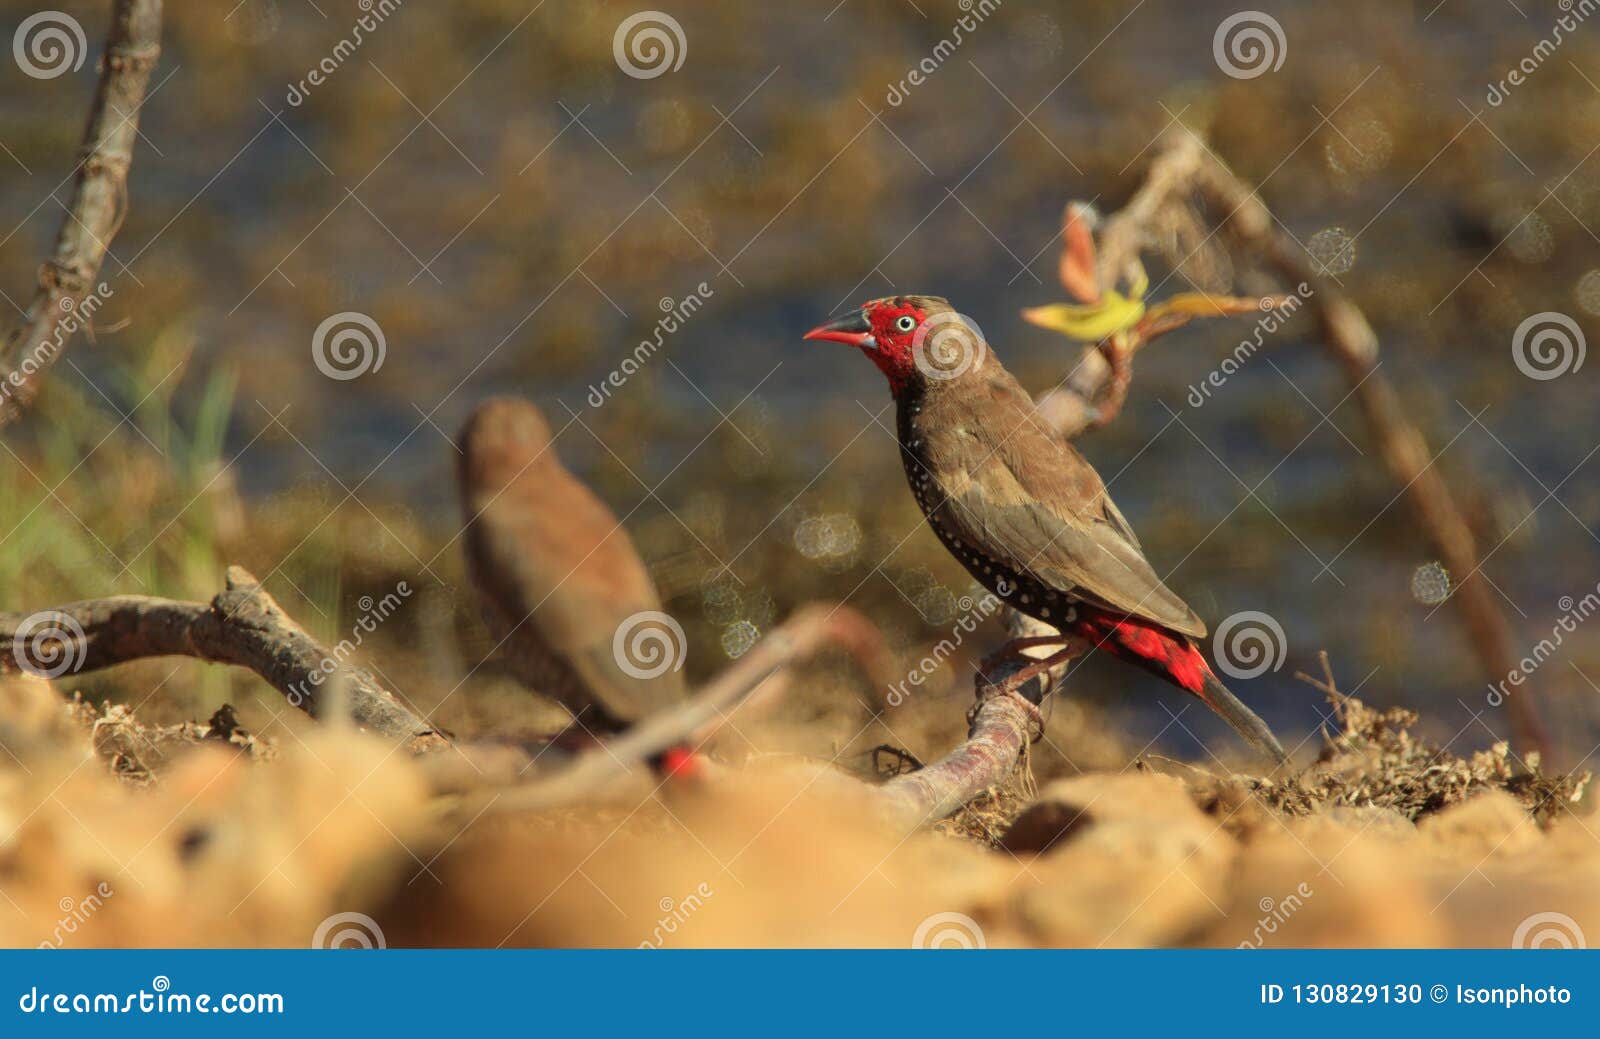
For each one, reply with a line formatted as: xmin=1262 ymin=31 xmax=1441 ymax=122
xmin=894 ymin=315 xmax=918 ymax=333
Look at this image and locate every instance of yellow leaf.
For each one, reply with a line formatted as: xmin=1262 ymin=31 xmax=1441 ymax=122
xmin=1021 ymin=292 xmax=1146 ymax=342
xmin=1145 ymin=292 xmax=1269 ymax=322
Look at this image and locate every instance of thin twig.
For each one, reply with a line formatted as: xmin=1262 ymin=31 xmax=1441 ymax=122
xmin=0 ymin=0 xmax=163 ymax=427
xmin=486 ymin=603 xmax=894 ymax=812
xmin=1035 ymin=128 xmax=1548 ymax=759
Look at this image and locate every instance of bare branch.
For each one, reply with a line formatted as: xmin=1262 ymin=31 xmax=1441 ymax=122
xmin=1037 ymin=127 xmax=1547 ymax=757
xmin=1 ymin=0 xmax=163 ymax=427
xmin=872 ymin=690 xmax=1037 ymax=824
xmin=0 ymin=567 xmax=447 ymax=753
xmin=488 ymin=603 xmax=894 ymax=812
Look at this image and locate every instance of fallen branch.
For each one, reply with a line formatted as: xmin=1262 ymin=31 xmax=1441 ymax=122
xmin=873 ymin=689 xmax=1038 ymax=824
xmin=487 ymin=603 xmax=894 ymax=812
xmin=1035 ymin=128 xmax=1548 ymax=759
xmin=0 ymin=0 xmax=162 ymax=427
xmin=0 ymin=566 xmax=446 ymax=752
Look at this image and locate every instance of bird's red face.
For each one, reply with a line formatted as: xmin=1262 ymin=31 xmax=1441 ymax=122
xmin=804 ymin=297 xmax=932 ymax=395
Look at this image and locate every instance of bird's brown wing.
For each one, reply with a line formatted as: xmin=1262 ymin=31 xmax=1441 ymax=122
xmin=924 ymin=373 xmax=1207 ymax=638
xmin=462 ymin=469 xmax=686 ymax=726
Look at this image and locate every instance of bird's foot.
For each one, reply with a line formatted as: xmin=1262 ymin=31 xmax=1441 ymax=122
xmin=976 ymin=643 xmax=1081 ymax=707
xmin=977 ymin=635 xmax=1085 ymax=703
xmin=976 ymin=634 xmax=1073 ymax=677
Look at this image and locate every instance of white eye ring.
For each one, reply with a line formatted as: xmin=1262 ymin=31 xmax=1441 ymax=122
xmin=894 ymin=315 xmax=917 ymax=333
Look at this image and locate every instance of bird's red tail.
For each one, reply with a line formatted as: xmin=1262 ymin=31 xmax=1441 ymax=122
xmin=1077 ymin=611 xmax=1209 ymax=693
xmin=1076 ymin=610 xmax=1288 ymax=765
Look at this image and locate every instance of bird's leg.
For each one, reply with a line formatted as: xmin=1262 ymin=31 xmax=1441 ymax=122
xmin=976 ymin=633 xmax=1072 ymax=675
xmin=986 ymin=645 xmax=1082 ymax=698
xmin=966 ymin=627 xmax=1081 ymax=675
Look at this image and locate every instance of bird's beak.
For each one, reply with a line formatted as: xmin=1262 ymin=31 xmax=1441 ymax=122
xmin=804 ymin=310 xmax=875 ymax=350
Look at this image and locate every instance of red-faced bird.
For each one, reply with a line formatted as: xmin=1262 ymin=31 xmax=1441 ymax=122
xmin=804 ymin=295 xmax=1287 ymax=764
xmin=457 ymin=397 xmax=686 ymax=734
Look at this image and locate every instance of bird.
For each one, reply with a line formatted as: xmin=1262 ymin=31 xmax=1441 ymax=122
xmin=456 ymin=397 xmax=687 ymax=736
xmin=803 ymin=295 xmax=1288 ymax=765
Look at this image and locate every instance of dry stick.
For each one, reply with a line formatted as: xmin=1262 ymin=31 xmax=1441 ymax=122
xmin=487 ymin=604 xmax=896 ymax=812
xmin=1045 ymin=129 xmax=1548 ymax=758
xmin=0 ymin=566 xmax=447 ymax=753
xmin=0 ymin=0 xmax=163 ymax=427
xmin=873 ymin=691 xmax=1038 ymax=824
xmin=489 ymin=603 xmax=1040 ymax=826
xmin=1188 ymin=140 xmax=1549 ymax=759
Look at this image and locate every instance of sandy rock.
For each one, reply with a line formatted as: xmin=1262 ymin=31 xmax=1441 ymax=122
xmin=1001 ymin=771 xmax=1209 ymax=853
xmin=1200 ymin=827 xmax=1446 ymax=947
xmin=1418 ymin=789 xmax=1540 ymax=858
xmin=998 ymin=772 xmax=1238 ymax=946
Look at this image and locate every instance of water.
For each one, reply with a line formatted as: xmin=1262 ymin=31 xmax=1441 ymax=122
xmin=3 ymin=0 xmax=1597 ymax=756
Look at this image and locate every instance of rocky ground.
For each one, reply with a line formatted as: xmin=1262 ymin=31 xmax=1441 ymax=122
xmin=0 ymin=667 xmax=1590 ymax=949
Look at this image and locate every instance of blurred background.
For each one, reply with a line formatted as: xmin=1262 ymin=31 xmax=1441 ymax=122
xmin=3 ymin=0 xmax=1598 ymax=767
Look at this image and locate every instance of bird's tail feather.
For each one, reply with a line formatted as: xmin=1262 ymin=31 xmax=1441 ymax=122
xmin=1198 ymin=671 xmax=1290 ymax=767
xmin=1085 ymin=610 xmax=1289 ymax=767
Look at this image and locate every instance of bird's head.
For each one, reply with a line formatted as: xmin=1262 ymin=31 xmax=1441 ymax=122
xmin=458 ymin=396 xmax=556 ymax=498
xmin=804 ymin=295 xmax=986 ymax=395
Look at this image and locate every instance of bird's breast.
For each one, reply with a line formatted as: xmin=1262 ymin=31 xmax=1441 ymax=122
xmin=895 ymin=400 xmax=1082 ymax=629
